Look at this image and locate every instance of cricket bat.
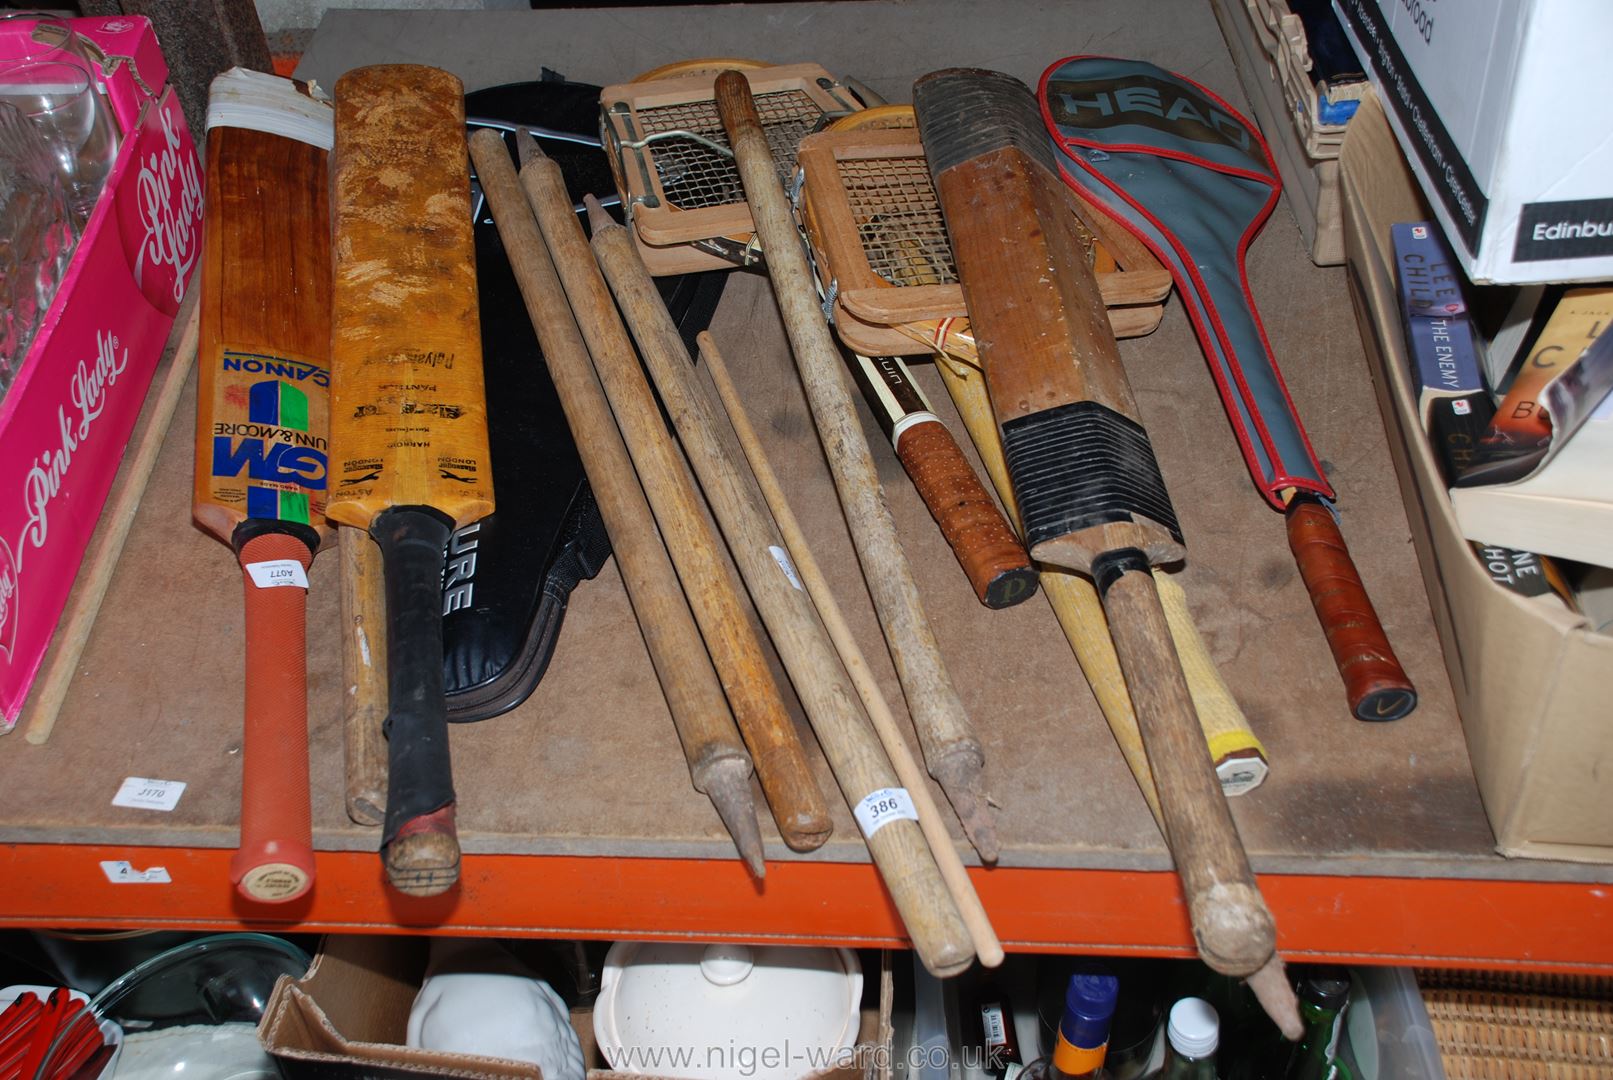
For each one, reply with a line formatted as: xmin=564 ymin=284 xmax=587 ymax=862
xmin=327 ymin=65 xmax=494 ymax=896
xmin=192 ymin=69 xmax=335 ymax=904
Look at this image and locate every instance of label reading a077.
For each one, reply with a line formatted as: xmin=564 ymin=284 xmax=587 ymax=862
xmin=853 ymin=787 xmax=918 ymax=838
xmin=246 ymin=559 xmax=309 ymax=590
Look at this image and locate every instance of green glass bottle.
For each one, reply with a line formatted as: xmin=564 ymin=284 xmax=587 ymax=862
xmin=1282 ymin=968 xmax=1353 ymax=1080
xmin=1191 ymin=969 xmax=1267 ymax=1080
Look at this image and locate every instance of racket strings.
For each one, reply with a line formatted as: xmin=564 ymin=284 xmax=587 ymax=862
xmin=638 ymin=89 xmax=824 ymax=211
xmin=811 ymin=145 xmax=1093 ymax=372
xmin=825 ymin=171 xmax=983 ymax=370
xmin=840 ymin=156 xmax=958 ymax=288
xmin=834 ymin=153 xmax=1098 ymax=295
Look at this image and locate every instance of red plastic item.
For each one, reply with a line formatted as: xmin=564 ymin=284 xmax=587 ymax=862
xmin=0 ymin=989 xmax=105 ymax=1080
xmin=0 ymin=993 xmax=43 ymax=1049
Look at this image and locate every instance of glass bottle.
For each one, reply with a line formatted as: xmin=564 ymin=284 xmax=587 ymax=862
xmin=1169 ymin=965 xmax=1266 ymax=1080
xmin=1282 ymin=968 xmax=1353 ymax=1080
xmin=977 ymin=975 xmax=1025 ymax=1080
xmin=1150 ymin=998 xmax=1218 ymax=1080
xmin=1050 ymin=972 xmax=1121 ymax=1080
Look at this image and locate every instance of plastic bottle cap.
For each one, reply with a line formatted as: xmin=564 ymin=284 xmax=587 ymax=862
xmin=1167 ymin=998 xmax=1219 ymax=1059
xmin=1061 ymin=972 xmax=1121 ymax=1050
xmin=1066 ymin=973 xmax=1121 ymax=1019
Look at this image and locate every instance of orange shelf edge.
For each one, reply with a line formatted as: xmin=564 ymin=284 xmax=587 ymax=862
xmin=3 ymin=844 xmax=1609 ymax=972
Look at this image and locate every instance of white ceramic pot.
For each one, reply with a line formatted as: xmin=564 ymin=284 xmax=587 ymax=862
xmin=593 ymin=942 xmax=862 ymax=1080
xmin=406 ymin=940 xmax=585 ymax=1080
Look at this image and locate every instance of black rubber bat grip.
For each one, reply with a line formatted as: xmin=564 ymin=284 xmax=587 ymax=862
xmin=371 ymin=505 xmax=461 ymax=895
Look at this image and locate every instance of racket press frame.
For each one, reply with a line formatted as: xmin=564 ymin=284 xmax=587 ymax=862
xmin=795 ymin=126 xmax=1176 ymax=356
xmin=601 ymin=62 xmax=863 ymax=274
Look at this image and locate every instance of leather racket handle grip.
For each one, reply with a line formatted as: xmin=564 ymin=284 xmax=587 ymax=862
xmin=895 ymin=420 xmax=1038 ymax=608
xmin=232 ymin=532 xmax=317 ymax=903
xmin=1285 ymin=496 xmax=1417 ymax=721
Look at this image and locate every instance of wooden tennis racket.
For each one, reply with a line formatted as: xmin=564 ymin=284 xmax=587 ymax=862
xmin=795 ymin=107 xmax=1173 ymax=357
xmin=792 ymin=106 xmax=1265 ymax=793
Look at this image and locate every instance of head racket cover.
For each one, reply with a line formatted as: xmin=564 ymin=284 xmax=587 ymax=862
xmin=1039 ymin=56 xmax=1330 ymax=506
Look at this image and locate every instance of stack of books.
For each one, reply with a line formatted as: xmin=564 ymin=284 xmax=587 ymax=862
xmin=1392 ymin=223 xmax=1612 ymax=615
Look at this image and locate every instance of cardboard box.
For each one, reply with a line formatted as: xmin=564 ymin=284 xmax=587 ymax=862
xmin=1339 ymin=93 xmax=1613 ymax=861
xmin=260 ymin=936 xmax=891 ymax=1080
xmin=1335 ymin=0 xmax=1613 ymax=284
xmin=0 ymin=17 xmax=201 ymax=728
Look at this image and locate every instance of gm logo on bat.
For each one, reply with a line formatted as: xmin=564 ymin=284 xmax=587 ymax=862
xmin=211 ymin=377 xmax=328 ymax=490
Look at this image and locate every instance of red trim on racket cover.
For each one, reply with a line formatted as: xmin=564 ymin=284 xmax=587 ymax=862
xmin=1037 ymin=55 xmax=1333 ymax=508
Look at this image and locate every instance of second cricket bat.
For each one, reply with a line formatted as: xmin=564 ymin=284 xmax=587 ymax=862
xmin=328 ymin=65 xmax=494 ymax=896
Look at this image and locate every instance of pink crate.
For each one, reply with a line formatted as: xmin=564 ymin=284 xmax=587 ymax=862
xmin=0 ymin=42 xmax=201 ymax=727
xmin=74 ymin=16 xmax=171 ymax=133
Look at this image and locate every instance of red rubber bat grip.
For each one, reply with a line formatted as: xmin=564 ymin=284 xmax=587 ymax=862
xmin=895 ymin=420 xmax=1038 ymax=608
xmin=1285 ymin=497 xmax=1416 ymax=721
xmin=230 ymin=532 xmax=317 ymax=902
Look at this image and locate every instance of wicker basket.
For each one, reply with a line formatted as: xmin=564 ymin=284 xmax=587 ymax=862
xmin=1415 ymin=969 xmax=1613 ymax=1080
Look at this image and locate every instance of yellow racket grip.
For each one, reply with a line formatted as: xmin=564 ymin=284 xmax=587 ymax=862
xmin=1155 ymin=569 xmax=1269 ymax=796
xmin=931 ymin=355 xmax=1267 ymax=820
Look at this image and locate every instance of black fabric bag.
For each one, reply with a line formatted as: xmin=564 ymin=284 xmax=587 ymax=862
xmin=444 ymin=78 xmax=726 ymax=721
